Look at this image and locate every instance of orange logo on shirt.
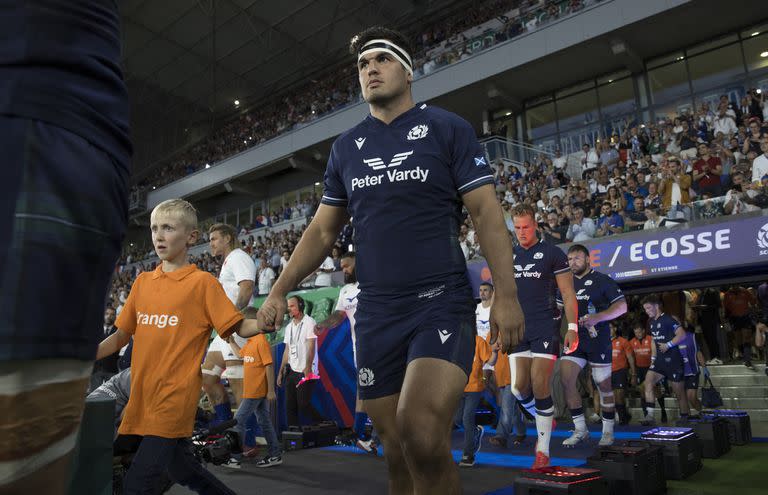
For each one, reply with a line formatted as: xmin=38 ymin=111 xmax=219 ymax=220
xmin=136 ymin=312 xmax=179 ymax=329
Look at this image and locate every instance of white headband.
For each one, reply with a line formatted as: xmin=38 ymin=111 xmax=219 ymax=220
xmin=357 ymin=38 xmax=413 ymax=75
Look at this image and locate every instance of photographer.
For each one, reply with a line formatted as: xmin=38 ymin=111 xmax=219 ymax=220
xmin=724 ymin=172 xmax=762 ymax=215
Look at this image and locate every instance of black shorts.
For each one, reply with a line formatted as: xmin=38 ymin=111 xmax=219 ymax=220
xmin=684 ymin=373 xmax=700 ymax=390
xmin=729 ymin=315 xmax=753 ymax=331
xmin=0 ymin=116 xmax=129 ymax=361
xmin=355 ymin=286 xmax=476 ymax=400
xmin=649 ymin=349 xmax=684 ymax=382
xmin=636 ymin=366 xmax=649 ymax=384
xmin=611 ymin=369 xmax=629 ymax=389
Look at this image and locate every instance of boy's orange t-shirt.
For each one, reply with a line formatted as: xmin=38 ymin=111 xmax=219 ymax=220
xmin=611 ymin=336 xmax=633 ymax=372
xmin=483 ymin=333 xmax=511 ymax=388
xmin=631 ymin=335 xmax=653 ymax=368
xmin=116 ymin=264 xmax=244 ymax=438
xmin=465 ymin=335 xmax=492 ymax=393
xmin=239 ymin=334 xmax=273 ymax=399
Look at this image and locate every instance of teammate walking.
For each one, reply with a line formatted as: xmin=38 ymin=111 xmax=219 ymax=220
xmin=640 ymin=295 xmax=691 ymax=425
xmin=509 ymin=204 xmax=578 ymax=468
xmin=559 ymin=244 xmax=627 ymax=447
xmin=257 ymin=26 xmax=524 ymax=494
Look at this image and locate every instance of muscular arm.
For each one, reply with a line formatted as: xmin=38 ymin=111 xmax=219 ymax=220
xmin=271 ymin=205 xmax=349 ymax=297
xmin=96 ymin=328 xmax=131 ymax=360
xmin=315 ymin=310 xmax=347 ymax=335
xmin=462 ymin=184 xmax=523 ymax=352
xmin=555 ymin=271 xmax=578 ymax=327
xmin=592 ymin=299 xmax=628 ymax=326
xmin=265 ymin=363 xmax=275 ymax=398
xmin=235 ymin=280 xmax=254 ymax=310
xmin=461 ymin=184 xmax=518 ymax=304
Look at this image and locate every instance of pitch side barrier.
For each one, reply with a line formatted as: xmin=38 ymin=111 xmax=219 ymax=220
xmin=468 ymin=210 xmax=768 ymax=295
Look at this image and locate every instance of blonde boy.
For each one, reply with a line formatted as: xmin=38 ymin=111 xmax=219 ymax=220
xmin=96 ymin=199 xmax=267 ymax=494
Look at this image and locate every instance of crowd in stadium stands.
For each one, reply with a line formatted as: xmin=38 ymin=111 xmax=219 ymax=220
xmin=137 ymin=0 xmax=604 ymax=192
xmin=484 ymin=91 xmax=768 ymax=253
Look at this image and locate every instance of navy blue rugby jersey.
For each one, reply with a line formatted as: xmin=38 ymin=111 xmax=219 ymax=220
xmin=0 ymin=0 xmax=131 ymax=162
xmin=513 ymin=238 xmax=569 ymax=323
xmin=648 ymin=313 xmax=681 ymax=351
xmin=321 ymin=103 xmax=494 ymax=303
xmin=559 ymin=269 xmax=624 ymax=340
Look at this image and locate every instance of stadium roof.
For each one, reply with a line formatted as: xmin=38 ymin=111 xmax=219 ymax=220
xmin=122 ymin=0 xmax=465 ymax=116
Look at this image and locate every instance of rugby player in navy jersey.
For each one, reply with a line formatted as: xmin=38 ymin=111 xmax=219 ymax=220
xmin=508 ymin=204 xmax=578 ymax=468
xmin=640 ymin=295 xmax=691 ymax=425
xmin=559 ymin=244 xmax=627 ymax=447
xmin=257 ymin=26 xmax=524 ymax=494
xmin=0 ymin=2 xmax=130 ymax=493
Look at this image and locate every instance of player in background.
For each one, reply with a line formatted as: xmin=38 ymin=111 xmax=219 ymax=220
xmin=679 ymin=325 xmax=707 ymax=416
xmin=508 ymin=204 xmax=578 ymax=467
xmin=202 ymin=223 xmax=257 ymax=425
xmin=640 ymin=295 xmax=691 ymax=425
xmin=559 ymin=244 xmax=627 ymax=447
xmin=630 ymin=322 xmax=667 ymax=421
xmin=314 ymin=252 xmax=377 ymax=453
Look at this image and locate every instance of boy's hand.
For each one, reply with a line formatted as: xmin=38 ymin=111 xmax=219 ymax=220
xmin=257 ymin=294 xmax=287 ymax=333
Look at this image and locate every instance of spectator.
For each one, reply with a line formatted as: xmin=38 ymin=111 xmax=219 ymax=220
xmin=552 ymin=149 xmax=567 ymax=171
xmin=742 ymin=119 xmax=764 ymax=155
xmin=314 ymin=254 xmax=336 ymax=287
xmin=723 ymin=172 xmax=761 ymax=214
xmin=751 ymin=137 xmax=768 ymax=184
xmin=642 ymin=206 xmax=681 ymax=230
xmin=622 ymin=175 xmax=647 ymax=212
xmin=580 ymin=143 xmax=600 ymax=178
xmin=625 ymin=197 xmax=648 ymax=231
xmin=659 ymin=157 xmax=692 ymax=216
xmin=540 ymin=211 xmax=568 ymax=244
xmin=604 ymin=185 xmax=624 ymax=213
xmin=566 ymin=206 xmax=596 ymax=242
xmin=257 ymin=255 xmax=276 ymax=295
xmin=595 ymin=202 xmax=624 ymax=237
xmin=547 ymin=178 xmax=566 ymax=200
xmin=692 ymin=143 xmax=723 ymax=197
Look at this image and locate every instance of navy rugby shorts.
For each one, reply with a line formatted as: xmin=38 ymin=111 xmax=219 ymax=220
xmin=649 ymin=349 xmax=684 ymax=382
xmin=510 ymin=319 xmax=561 ymax=359
xmin=354 ymin=286 xmax=476 ymax=400
xmin=0 ymin=116 xmax=129 ymax=361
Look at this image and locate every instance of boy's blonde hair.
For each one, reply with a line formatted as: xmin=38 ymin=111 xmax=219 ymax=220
xmin=151 ymin=199 xmax=199 ymax=232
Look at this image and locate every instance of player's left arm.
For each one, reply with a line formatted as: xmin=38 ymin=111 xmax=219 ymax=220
xmin=235 ymin=280 xmax=254 ymax=310
xmin=463 ymin=184 xmax=524 ymax=353
xmin=315 ymin=311 xmax=347 ymax=335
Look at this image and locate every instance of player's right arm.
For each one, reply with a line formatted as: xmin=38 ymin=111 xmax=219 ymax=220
xmin=96 ymin=329 xmax=131 ymax=360
xmin=462 ymin=184 xmax=523 ymax=353
xmin=315 ymin=310 xmax=347 ymax=335
xmin=258 ymin=204 xmax=349 ymax=332
xmin=277 ymin=345 xmax=290 ymax=388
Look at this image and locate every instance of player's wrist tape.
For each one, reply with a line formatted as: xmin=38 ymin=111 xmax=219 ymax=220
xmin=567 ymin=323 xmax=578 ymax=332
xmin=666 ymin=340 xmax=676 ymax=348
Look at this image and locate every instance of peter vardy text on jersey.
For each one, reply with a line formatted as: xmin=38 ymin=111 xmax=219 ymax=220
xmin=351 ymin=167 xmax=430 ymax=191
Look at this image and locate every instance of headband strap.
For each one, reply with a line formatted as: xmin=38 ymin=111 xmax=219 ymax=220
xmin=358 ymin=39 xmax=413 ymax=75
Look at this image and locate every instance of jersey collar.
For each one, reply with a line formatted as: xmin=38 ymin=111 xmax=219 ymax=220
xmin=366 ymin=102 xmax=424 ymax=128
xmin=574 ymin=268 xmax=593 ymax=280
xmin=152 ymin=263 xmax=197 ymax=281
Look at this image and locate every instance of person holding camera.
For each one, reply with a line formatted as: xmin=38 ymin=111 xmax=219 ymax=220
xmin=658 ymin=157 xmax=692 ymax=219
xmin=724 ymin=172 xmax=761 ymax=215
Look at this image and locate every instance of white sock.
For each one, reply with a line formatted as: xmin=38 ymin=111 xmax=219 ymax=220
xmin=602 ymin=417 xmax=615 ymax=435
xmin=573 ymin=414 xmax=587 ymax=433
xmin=646 ymin=407 xmax=656 ymax=419
xmin=535 ymin=414 xmax=554 ymax=456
